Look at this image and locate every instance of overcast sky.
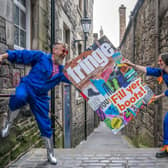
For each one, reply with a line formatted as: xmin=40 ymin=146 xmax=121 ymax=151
xmin=93 ymin=0 xmax=138 ymax=47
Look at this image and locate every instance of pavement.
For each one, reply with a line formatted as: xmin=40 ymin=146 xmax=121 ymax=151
xmin=8 ymin=122 xmax=168 ymax=168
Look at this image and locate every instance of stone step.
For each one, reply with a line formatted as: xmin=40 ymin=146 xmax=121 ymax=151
xmin=8 ymin=122 xmax=168 ymax=168
xmin=8 ymin=148 xmax=168 ymax=168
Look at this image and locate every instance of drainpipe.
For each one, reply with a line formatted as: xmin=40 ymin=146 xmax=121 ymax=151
xmin=84 ymin=0 xmax=87 ymax=141
xmin=51 ymin=0 xmax=56 ymax=146
xmin=131 ymin=12 xmax=135 ymax=63
xmin=154 ymin=0 xmax=160 ymax=147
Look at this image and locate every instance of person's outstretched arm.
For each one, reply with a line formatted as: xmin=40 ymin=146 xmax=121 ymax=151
xmin=122 ymin=59 xmax=165 ymax=102
xmin=122 ymin=59 xmax=147 ymax=73
xmin=0 ymin=50 xmax=45 ymax=65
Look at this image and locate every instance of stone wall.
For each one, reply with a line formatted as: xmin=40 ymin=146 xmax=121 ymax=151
xmin=120 ymin=0 xmax=168 ymax=147
xmin=0 ymin=0 xmax=99 ymax=167
xmin=0 ymin=1 xmax=51 ymax=167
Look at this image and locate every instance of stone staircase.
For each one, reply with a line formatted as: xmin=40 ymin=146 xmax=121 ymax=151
xmin=8 ymin=122 xmax=168 ymax=168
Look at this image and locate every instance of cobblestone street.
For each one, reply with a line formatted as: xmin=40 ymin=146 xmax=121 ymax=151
xmin=8 ymin=123 xmax=168 ymax=168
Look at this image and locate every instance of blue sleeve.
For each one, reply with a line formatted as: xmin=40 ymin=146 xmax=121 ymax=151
xmin=7 ymin=50 xmax=44 ymax=65
xmin=146 ymin=67 xmax=162 ymax=77
xmin=165 ymin=90 xmax=168 ymax=97
xmin=61 ymin=74 xmax=71 ymax=84
xmin=59 ymin=65 xmax=71 ymax=84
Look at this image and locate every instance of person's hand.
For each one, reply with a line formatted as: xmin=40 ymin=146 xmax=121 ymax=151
xmin=147 ymin=95 xmax=157 ymax=105
xmin=121 ymin=59 xmax=134 ymax=66
xmin=148 ymin=94 xmax=164 ymax=105
xmin=151 ymin=95 xmax=157 ymax=102
xmin=65 ymin=58 xmax=73 ymax=66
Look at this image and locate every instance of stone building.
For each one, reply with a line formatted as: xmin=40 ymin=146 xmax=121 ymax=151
xmin=0 ymin=0 xmax=98 ymax=167
xmin=119 ymin=0 xmax=168 ymax=147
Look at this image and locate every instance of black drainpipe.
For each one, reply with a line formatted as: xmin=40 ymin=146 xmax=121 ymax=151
xmin=131 ymin=13 xmax=135 ymax=63
xmin=84 ymin=0 xmax=87 ymax=141
xmin=51 ymin=0 xmax=56 ymax=146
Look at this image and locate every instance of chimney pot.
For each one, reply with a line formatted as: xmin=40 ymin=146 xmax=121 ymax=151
xmin=119 ymin=4 xmax=126 ymax=43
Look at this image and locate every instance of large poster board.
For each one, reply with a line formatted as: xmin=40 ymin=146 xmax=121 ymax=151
xmin=64 ymin=36 xmax=154 ymax=134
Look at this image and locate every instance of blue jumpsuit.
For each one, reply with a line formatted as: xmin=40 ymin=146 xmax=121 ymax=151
xmin=146 ymin=67 xmax=168 ymax=145
xmin=7 ymin=50 xmax=70 ymax=138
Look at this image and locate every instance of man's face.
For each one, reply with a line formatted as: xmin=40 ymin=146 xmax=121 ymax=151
xmin=53 ymin=44 xmax=67 ymax=64
xmin=158 ymin=56 xmax=166 ymax=70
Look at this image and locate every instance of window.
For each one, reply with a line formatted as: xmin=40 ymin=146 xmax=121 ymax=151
xmin=13 ymin=0 xmax=30 ymax=49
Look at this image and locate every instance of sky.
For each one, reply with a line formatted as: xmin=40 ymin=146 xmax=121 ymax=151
xmin=93 ymin=0 xmax=138 ymax=47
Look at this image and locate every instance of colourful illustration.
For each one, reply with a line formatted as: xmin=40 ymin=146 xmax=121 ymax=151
xmin=64 ymin=36 xmax=154 ymax=134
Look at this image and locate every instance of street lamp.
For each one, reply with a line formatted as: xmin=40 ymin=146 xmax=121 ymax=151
xmin=73 ymin=17 xmax=92 ymax=46
xmin=81 ymin=17 xmax=92 ymax=34
xmin=81 ymin=17 xmax=92 ymax=51
xmin=81 ymin=16 xmax=92 ymax=141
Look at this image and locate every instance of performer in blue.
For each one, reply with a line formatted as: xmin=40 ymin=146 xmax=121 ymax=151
xmin=0 ymin=43 xmax=70 ymax=164
xmin=123 ymin=53 xmax=168 ymax=158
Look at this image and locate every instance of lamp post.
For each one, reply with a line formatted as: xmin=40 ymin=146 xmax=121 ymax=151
xmin=81 ymin=16 xmax=91 ymax=140
xmin=81 ymin=17 xmax=92 ymax=50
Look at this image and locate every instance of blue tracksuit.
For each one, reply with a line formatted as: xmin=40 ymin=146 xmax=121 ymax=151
xmin=7 ymin=50 xmax=70 ymax=138
xmin=146 ymin=67 xmax=168 ymax=145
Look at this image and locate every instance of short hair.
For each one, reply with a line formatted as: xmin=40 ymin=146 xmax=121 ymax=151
xmin=53 ymin=42 xmax=68 ymax=50
xmin=160 ymin=52 xmax=168 ymax=65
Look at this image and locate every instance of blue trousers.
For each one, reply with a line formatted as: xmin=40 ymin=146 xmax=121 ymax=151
xmin=164 ymin=112 xmax=168 ymax=145
xmin=9 ymin=82 xmax=52 ymax=138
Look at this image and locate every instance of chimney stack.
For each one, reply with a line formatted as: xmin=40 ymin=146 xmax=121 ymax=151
xmin=99 ymin=26 xmax=104 ymax=38
xmin=119 ymin=4 xmax=126 ymax=43
xmin=93 ymin=33 xmax=98 ymax=42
